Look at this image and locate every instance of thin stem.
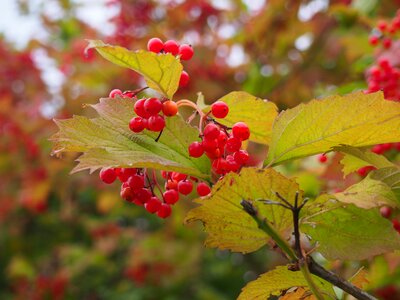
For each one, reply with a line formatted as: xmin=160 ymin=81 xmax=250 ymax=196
xmin=275 ymin=191 xmax=293 ymax=208
xmin=155 ymin=129 xmax=163 ymax=142
xmin=300 ymin=260 xmax=325 ymax=300
xmin=176 ymin=99 xmax=204 ymax=117
xmin=240 ymin=200 xmax=297 ymax=261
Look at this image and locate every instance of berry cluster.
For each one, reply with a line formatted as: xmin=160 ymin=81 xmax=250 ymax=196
xmin=99 ymin=167 xmax=211 ymax=219
xmin=188 ymin=101 xmax=250 ymax=176
xmin=369 ymin=11 xmax=400 ymax=49
xmin=147 ymin=38 xmax=193 ymax=88
xmin=366 ymin=58 xmax=400 ymax=101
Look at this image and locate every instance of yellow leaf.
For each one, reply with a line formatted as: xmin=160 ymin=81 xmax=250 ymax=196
xmin=185 ymin=168 xmax=302 ymax=253
xmin=266 ymin=92 xmax=400 ymax=166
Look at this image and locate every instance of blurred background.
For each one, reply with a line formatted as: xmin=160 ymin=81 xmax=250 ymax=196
xmin=1 ymin=0 xmax=400 ymax=299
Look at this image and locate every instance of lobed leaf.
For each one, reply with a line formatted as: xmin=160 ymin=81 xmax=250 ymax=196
xmin=185 ymin=168 xmax=302 ymax=253
xmin=86 ymin=40 xmax=182 ymax=99
xmin=301 ymin=195 xmax=400 ymax=260
xmin=238 ymin=266 xmax=332 ymax=300
xmin=208 ymin=91 xmax=278 ymax=145
xmin=266 ymin=92 xmax=400 ymax=166
xmin=335 ymin=145 xmax=394 ymax=177
xmin=51 ymin=98 xmax=210 ymax=179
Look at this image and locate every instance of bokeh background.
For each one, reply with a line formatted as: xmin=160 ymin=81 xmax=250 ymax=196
xmin=1 ymin=0 xmax=400 ymax=299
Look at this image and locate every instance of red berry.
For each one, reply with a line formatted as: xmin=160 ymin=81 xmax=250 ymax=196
xmin=226 ymin=155 xmax=240 ymax=172
xmin=203 ymin=123 xmax=220 ymax=140
xmin=377 ymin=20 xmax=387 ymax=32
xmin=211 ymin=101 xmax=229 ymax=118
xmin=109 ymin=89 xmax=122 ymax=98
xmin=100 ymin=168 xmax=117 ymax=184
xmin=147 ymin=115 xmax=165 ymax=132
xmin=178 ymin=44 xmax=194 ymax=60
xmin=161 ymin=171 xmax=170 ymax=179
xmin=145 ymin=197 xmax=162 ymax=213
xmin=202 ymin=139 xmax=218 ymax=152
xmin=162 ymin=100 xmax=178 ymax=116
xmin=232 ymin=122 xmax=250 ymax=140
xmin=383 ymin=38 xmax=392 ymax=49
xmin=129 ymin=117 xmax=147 ymax=133
xmin=157 ymin=203 xmax=172 ymax=218
xmin=178 ymin=180 xmax=193 ymax=195
xmin=318 ymin=154 xmax=328 ymax=163
xmin=127 ymin=174 xmax=145 ymax=190
xmin=189 ymin=141 xmax=204 ymax=158
xmin=225 ymin=137 xmax=242 ymax=152
xmin=117 ymin=168 xmax=137 ymax=182
xmin=372 ymin=144 xmax=385 ymax=154
xmin=171 ymin=172 xmax=187 ymax=182
xmin=392 ymin=219 xmax=400 ymax=232
xmin=179 ymin=71 xmax=190 ymax=87
xmin=205 ymin=148 xmax=221 ymax=159
xmin=212 ymin=158 xmax=227 ymax=175
xmin=147 ymin=38 xmax=164 ymax=53
xmin=134 ymin=99 xmax=150 ymax=118
xmin=163 ymin=40 xmax=179 ymax=55
xmin=233 ymin=150 xmax=249 ymax=164
xmin=133 ymin=188 xmax=152 ymax=204
xmin=217 ymin=131 xmax=228 ymax=147
xmin=120 ymin=186 xmax=133 ymax=201
xmin=164 ymin=189 xmax=180 ymax=204
xmin=369 ymin=35 xmax=379 ymax=46
xmin=357 ymin=166 xmax=377 ymax=177
xmin=165 ymin=180 xmax=178 ymax=190
xmin=196 ymin=182 xmax=211 ymax=197
xmin=380 ymin=206 xmax=392 ymax=219
xmin=144 ymin=98 xmax=163 ymax=115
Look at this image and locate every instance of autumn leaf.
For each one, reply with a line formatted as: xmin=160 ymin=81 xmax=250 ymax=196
xmin=301 ymin=195 xmax=400 ymax=260
xmin=266 ymin=92 xmax=400 ymax=166
xmin=51 ymin=98 xmax=210 ymax=179
xmin=86 ymin=40 xmax=182 ymax=99
xmin=209 ymin=91 xmax=278 ymax=145
xmin=185 ymin=168 xmax=302 ymax=253
xmin=335 ymin=145 xmax=394 ymax=177
xmin=238 ymin=266 xmax=332 ymax=300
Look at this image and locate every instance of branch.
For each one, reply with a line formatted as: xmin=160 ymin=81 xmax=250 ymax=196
xmin=308 ymin=257 xmax=377 ymax=300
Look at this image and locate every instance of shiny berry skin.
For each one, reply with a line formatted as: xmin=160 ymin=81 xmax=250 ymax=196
xmin=179 ymin=71 xmax=190 ymax=87
xmin=226 ymin=155 xmax=240 ymax=172
xmin=369 ymin=35 xmax=379 ymax=46
xmin=189 ymin=141 xmax=204 ymax=158
xmin=147 ymin=38 xmax=164 ymax=53
xmin=162 ymin=100 xmax=178 ymax=116
xmin=133 ymin=188 xmax=152 ymax=204
xmin=178 ymin=44 xmax=194 ymax=60
xmin=203 ymin=123 xmax=220 ymax=140
xmin=202 ymin=139 xmax=218 ymax=152
xmin=232 ymin=122 xmax=250 ymax=140
xmin=380 ymin=206 xmax=392 ymax=219
xmin=147 ymin=115 xmax=165 ymax=132
xmin=225 ymin=137 xmax=242 ymax=152
xmin=318 ymin=154 xmax=328 ymax=163
xmin=134 ymin=99 xmax=150 ymax=118
xmin=205 ymin=148 xmax=221 ymax=159
xmin=165 ymin=180 xmax=178 ymax=190
xmin=127 ymin=174 xmax=145 ymax=190
xmin=196 ymin=182 xmax=211 ymax=196
xmin=383 ymin=38 xmax=392 ymax=49
xmin=163 ymin=40 xmax=179 ymax=55
xmin=100 ymin=168 xmax=117 ymax=184
xmin=212 ymin=158 xmax=227 ymax=174
xmin=211 ymin=101 xmax=229 ymax=118
xmin=117 ymin=168 xmax=137 ymax=182
xmin=109 ymin=89 xmax=122 ymax=98
xmin=178 ymin=180 xmax=193 ymax=195
xmin=129 ymin=117 xmax=147 ymax=133
xmin=164 ymin=189 xmax=180 ymax=204
xmin=217 ymin=131 xmax=228 ymax=147
xmin=145 ymin=197 xmax=162 ymax=213
xmin=144 ymin=98 xmax=163 ymax=115
xmin=357 ymin=166 xmax=376 ymax=177
xmin=233 ymin=150 xmax=249 ymax=164
xmin=157 ymin=203 xmax=172 ymax=218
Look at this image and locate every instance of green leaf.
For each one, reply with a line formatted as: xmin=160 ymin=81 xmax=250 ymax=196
xmin=86 ymin=40 xmax=182 ymax=99
xmin=335 ymin=166 xmax=400 ymax=209
xmin=209 ymin=91 xmax=278 ymax=145
xmin=185 ymin=168 xmax=302 ymax=253
xmin=301 ymin=195 xmax=400 ymax=260
xmin=238 ymin=266 xmax=333 ymax=300
xmin=334 ymin=145 xmax=394 ymax=177
xmin=266 ymin=92 xmax=400 ymax=166
xmin=51 ymin=98 xmax=210 ymax=180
